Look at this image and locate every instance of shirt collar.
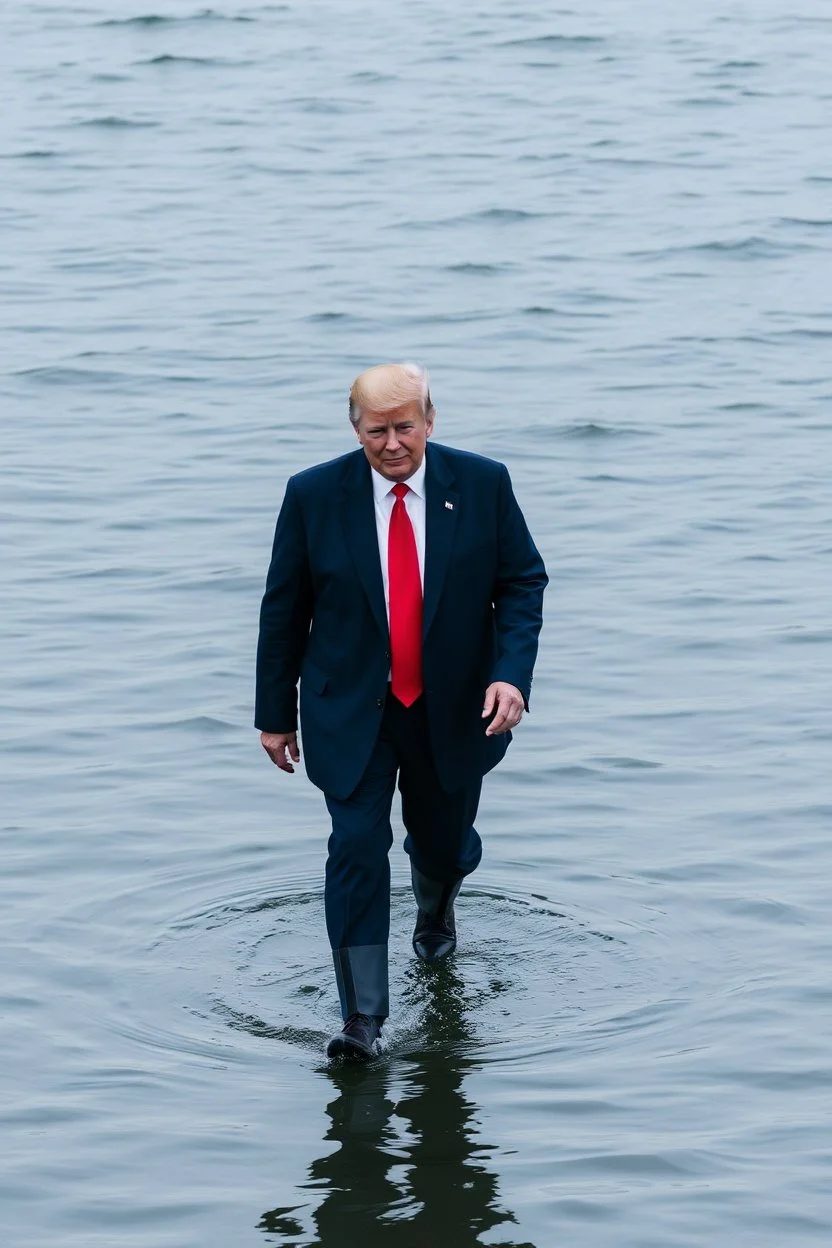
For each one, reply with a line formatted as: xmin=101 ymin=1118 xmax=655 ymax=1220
xmin=370 ymin=456 xmax=426 ymax=502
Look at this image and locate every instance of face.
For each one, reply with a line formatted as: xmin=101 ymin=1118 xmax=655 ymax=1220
xmin=354 ymin=398 xmax=434 ymax=481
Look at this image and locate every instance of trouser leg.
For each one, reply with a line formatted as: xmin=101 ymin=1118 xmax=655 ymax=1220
xmin=387 ymin=696 xmax=483 ymax=914
xmin=324 ymin=733 xmax=397 ymax=1020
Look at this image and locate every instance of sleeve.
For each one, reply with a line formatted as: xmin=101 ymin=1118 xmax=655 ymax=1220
xmin=254 ymin=477 xmax=314 ymax=733
xmin=488 ymin=464 xmax=548 ymax=709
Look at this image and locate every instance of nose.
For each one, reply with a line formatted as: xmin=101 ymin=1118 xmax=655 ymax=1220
xmin=385 ymin=427 xmax=401 ymax=452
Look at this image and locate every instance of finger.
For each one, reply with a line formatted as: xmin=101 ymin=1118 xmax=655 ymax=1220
xmin=288 ymin=738 xmax=300 ymax=763
xmin=506 ymin=697 xmax=524 ymax=725
xmin=492 ymin=693 xmax=525 ymax=735
xmin=482 ymin=687 xmax=496 ymax=718
xmin=276 ymin=747 xmax=295 ymax=773
xmin=485 ymin=691 xmax=512 ymax=736
xmin=263 ymin=742 xmax=294 ymax=772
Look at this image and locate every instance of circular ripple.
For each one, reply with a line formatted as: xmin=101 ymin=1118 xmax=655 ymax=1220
xmin=141 ymin=871 xmax=680 ymax=1067
xmin=44 ymin=844 xmax=714 ymax=1071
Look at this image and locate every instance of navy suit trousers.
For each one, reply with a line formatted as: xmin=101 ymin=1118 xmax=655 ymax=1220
xmin=324 ymin=690 xmax=483 ymax=1018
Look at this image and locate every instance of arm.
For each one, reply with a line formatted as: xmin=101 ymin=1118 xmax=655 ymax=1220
xmin=487 ymin=463 xmax=548 ymax=711
xmin=254 ymin=478 xmax=313 ymax=753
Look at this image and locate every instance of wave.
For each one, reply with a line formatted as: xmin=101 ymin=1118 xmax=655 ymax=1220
xmin=501 ymin=33 xmax=605 ymax=48
xmin=74 ymin=115 xmax=158 ymax=129
xmin=136 ymin=54 xmax=230 ymax=65
xmin=97 ymin=9 xmax=256 ymax=26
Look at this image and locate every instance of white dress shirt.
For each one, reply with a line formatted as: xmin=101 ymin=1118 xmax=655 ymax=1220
xmin=370 ymin=458 xmax=426 ymax=625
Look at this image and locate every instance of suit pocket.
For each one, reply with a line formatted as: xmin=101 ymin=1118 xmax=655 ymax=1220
xmin=301 ymin=658 xmax=328 ymax=695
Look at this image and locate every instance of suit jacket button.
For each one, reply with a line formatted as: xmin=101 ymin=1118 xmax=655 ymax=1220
xmin=376 ymin=697 xmax=384 ymax=708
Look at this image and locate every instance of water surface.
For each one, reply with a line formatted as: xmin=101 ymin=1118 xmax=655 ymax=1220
xmin=2 ymin=2 xmax=832 ymax=1244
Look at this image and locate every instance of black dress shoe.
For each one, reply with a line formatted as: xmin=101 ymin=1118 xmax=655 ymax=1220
xmin=412 ymin=904 xmax=457 ymax=962
xmin=326 ymin=1013 xmax=384 ymax=1062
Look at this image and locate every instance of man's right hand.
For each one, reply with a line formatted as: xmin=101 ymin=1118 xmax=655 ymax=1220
xmin=260 ymin=731 xmax=300 ymax=774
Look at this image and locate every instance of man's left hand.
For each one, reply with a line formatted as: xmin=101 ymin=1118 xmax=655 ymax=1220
xmin=482 ymin=682 xmax=525 ymax=736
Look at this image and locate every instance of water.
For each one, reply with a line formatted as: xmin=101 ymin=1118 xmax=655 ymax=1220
xmin=3 ymin=1 xmax=832 ymax=1243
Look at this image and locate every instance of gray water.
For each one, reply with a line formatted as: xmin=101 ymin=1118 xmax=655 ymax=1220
xmin=3 ymin=1 xmax=832 ymax=1244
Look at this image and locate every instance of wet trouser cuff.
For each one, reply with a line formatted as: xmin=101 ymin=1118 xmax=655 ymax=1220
xmin=332 ymin=944 xmax=389 ymax=1020
xmin=410 ymin=863 xmax=463 ymax=919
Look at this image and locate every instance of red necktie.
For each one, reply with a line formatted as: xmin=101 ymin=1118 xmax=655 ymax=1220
xmin=388 ymin=483 xmax=423 ymax=706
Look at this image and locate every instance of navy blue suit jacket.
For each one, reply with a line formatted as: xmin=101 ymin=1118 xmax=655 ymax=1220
xmin=255 ymin=442 xmax=547 ymax=800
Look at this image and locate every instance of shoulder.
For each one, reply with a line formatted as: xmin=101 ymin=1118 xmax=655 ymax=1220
xmin=428 ymin=442 xmax=507 ymax=483
xmin=288 ymin=448 xmax=365 ymax=497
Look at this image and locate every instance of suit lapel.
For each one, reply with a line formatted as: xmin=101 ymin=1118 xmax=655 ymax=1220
xmin=340 ymin=451 xmax=389 ymax=642
xmin=423 ymin=444 xmax=459 ymax=640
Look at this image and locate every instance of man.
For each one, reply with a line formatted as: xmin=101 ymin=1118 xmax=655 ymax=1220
xmin=255 ymin=363 xmax=547 ymax=1061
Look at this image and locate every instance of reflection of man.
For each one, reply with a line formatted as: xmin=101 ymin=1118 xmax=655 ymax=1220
xmin=256 ymin=363 xmax=547 ymax=1060
xmin=258 ymin=965 xmax=537 ymax=1246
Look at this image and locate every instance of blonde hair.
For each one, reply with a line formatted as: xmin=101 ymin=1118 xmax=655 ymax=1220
xmin=349 ymin=362 xmax=434 ymax=426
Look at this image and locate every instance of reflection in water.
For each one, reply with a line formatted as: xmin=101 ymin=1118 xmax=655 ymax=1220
xmin=258 ymin=963 xmax=536 ymax=1247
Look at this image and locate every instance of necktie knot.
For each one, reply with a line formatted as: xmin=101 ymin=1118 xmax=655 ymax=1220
xmin=392 ymin=483 xmax=409 ymax=501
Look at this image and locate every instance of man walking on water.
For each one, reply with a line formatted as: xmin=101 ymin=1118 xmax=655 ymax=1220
xmin=255 ymin=363 xmax=547 ymax=1060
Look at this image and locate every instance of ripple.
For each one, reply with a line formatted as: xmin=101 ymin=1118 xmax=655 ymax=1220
xmin=0 ymin=149 xmax=58 ymax=160
xmin=446 ymin=262 xmax=503 ymax=274
xmin=500 ymin=34 xmax=605 ymax=48
xmin=73 ymin=115 xmax=159 ymax=129
xmin=557 ymin=421 xmax=644 ymax=439
xmin=780 ymin=217 xmax=832 ymax=229
xmin=12 ymin=365 xmax=131 ymax=387
xmin=96 ymin=10 xmax=256 ymax=26
xmin=136 ymin=55 xmax=233 ymax=66
xmin=305 ymin=310 xmax=350 ymax=322
xmin=65 ymin=865 xmax=708 ymax=1073
xmin=630 ymin=235 xmax=792 ymax=260
xmin=470 ymin=207 xmax=541 ymax=222
xmin=591 ymin=755 xmax=662 ymax=769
